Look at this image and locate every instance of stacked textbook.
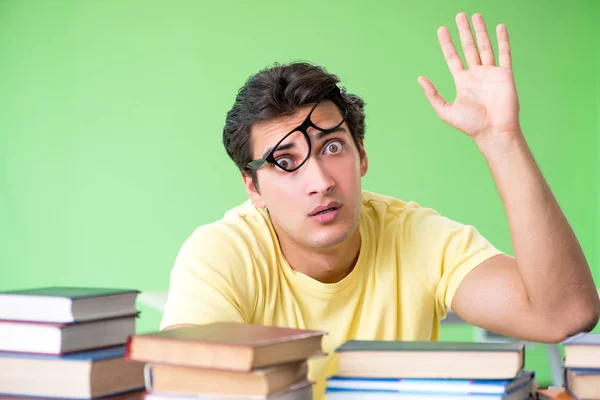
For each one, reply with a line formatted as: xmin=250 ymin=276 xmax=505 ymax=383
xmin=125 ymin=322 xmax=326 ymax=399
xmin=326 ymin=340 xmax=537 ymax=399
xmin=561 ymin=332 xmax=600 ymax=399
xmin=0 ymin=287 xmax=145 ymax=399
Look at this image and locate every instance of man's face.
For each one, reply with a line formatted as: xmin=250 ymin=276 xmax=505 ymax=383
xmin=243 ymin=100 xmax=368 ymax=250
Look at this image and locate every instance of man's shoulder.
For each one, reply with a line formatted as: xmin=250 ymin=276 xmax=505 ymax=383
xmin=182 ymin=199 xmax=272 ymax=254
xmin=360 ymin=190 xmax=439 ymax=221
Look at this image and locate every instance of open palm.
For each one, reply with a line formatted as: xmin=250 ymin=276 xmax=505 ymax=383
xmin=419 ymin=13 xmax=521 ymax=142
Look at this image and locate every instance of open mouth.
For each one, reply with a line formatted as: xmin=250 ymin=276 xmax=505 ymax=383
xmin=312 ymin=207 xmax=338 ymax=216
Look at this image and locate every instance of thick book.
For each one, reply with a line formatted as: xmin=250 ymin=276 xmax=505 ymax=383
xmin=564 ymin=367 xmax=600 ymax=400
xmin=0 ymin=287 xmax=139 ymax=323
xmin=0 ymin=346 xmax=144 ymax=398
xmin=125 ymin=322 xmax=325 ymax=371
xmin=326 ymin=370 xmax=534 ymax=394
xmin=335 ymin=340 xmax=524 ymax=379
xmin=142 ymin=379 xmax=312 ymax=400
xmin=0 ymin=315 xmax=137 ymax=354
xmin=326 ymin=374 xmax=535 ymax=400
xmin=562 ymin=332 xmax=600 ymax=368
xmin=325 ymin=384 xmax=534 ymax=400
xmin=145 ymin=360 xmax=308 ymax=396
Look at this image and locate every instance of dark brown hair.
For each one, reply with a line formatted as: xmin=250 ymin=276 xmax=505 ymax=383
xmin=222 ymin=62 xmax=366 ymax=184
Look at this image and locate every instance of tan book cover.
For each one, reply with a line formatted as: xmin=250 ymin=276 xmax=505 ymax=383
xmin=145 ymin=360 xmax=308 ymax=396
xmin=126 ymin=322 xmax=325 ymax=371
xmin=141 ymin=379 xmax=312 ymax=400
xmin=335 ymin=340 xmax=524 ymax=379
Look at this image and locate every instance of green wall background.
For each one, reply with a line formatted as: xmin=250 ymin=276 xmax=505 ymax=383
xmin=1 ymin=0 xmax=598 ymax=386
xmin=596 ymin=0 xmax=600 ymax=301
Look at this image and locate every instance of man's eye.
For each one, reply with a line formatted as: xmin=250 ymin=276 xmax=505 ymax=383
xmin=325 ymin=140 xmax=343 ymax=154
xmin=275 ymin=157 xmax=294 ymax=170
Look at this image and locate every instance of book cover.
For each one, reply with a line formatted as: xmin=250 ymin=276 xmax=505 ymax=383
xmin=0 ymin=287 xmax=140 ymax=323
xmin=562 ymin=332 xmax=600 ymax=346
xmin=0 ymin=345 xmax=127 ymax=362
xmin=0 ymin=315 xmax=137 ymax=354
xmin=326 ymin=371 xmax=534 ymax=394
xmin=0 ymin=313 xmax=139 ymax=327
xmin=334 ymin=340 xmax=524 ymax=379
xmin=0 ymin=287 xmax=139 ymax=299
xmin=126 ymin=322 xmax=326 ymax=371
xmin=131 ymin=322 xmax=325 ymax=346
xmin=0 ymin=389 xmax=144 ymax=400
xmin=336 ymin=340 xmax=524 ymax=353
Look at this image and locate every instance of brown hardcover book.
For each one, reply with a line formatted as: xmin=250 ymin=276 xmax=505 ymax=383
xmin=335 ymin=340 xmax=524 ymax=379
xmin=145 ymin=360 xmax=308 ymax=396
xmin=537 ymin=388 xmax=575 ymax=400
xmin=141 ymin=380 xmax=312 ymax=400
xmin=0 ymin=346 xmax=144 ymax=398
xmin=0 ymin=390 xmax=143 ymax=400
xmin=125 ymin=322 xmax=325 ymax=371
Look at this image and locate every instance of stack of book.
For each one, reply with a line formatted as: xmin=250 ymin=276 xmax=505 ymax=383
xmin=0 ymin=287 xmax=145 ymax=399
xmin=326 ymin=340 xmax=537 ymax=399
xmin=561 ymin=332 xmax=600 ymax=399
xmin=125 ymin=322 xmax=326 ymax=399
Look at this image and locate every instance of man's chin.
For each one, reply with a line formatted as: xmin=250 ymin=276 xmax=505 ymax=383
xmin=308 ymin=227 xmax=356 ymax=249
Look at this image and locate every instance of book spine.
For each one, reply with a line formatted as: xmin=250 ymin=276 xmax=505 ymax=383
xmin=143 ymin=364 xmax=153 ymax=391
xmin=123 ymin=336 xmax=134 ymax=361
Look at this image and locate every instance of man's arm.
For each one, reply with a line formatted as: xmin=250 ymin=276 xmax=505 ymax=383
xmin=452 ymin=133 xmax=599 ymax=343
xmin=162 ymin=323 xmax=197 ymax=330
xmin=418 ymin=12 xmax=600 ymax=343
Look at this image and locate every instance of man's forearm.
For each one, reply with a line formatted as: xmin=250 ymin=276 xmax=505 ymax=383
xmin=477 ymin=130 xmax=599 ymax=332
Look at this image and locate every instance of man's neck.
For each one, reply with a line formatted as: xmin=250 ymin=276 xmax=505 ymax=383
xmin=275 ymin=227 xmax=362 ymax=284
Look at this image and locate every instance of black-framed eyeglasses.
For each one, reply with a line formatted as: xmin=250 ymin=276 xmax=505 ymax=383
xmin=245 ymin=84 xmax=349 ymax=173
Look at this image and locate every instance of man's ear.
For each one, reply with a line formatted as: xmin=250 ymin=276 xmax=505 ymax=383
xmin=358 ymin=139 xmax=368 ymax=177
xmin=242 ymin=172 xmax=266 ymax=208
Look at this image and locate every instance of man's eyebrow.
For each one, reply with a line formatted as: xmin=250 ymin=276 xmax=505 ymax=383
xmin=262 ymin=142 xmax=295 ymax=158
xmin=315 ymin=126 xmax=346 ymax=141
xmin=260 ymin=126 xmax=347 ymax=159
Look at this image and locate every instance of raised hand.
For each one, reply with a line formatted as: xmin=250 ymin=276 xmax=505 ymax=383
xmin=418 ymin=13 xmax=522 ymax=145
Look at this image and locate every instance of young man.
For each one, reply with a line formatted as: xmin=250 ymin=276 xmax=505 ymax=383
xmin=160 ymin=12 xmax=599 ymax=398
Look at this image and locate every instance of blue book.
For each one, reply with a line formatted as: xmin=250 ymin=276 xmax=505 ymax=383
xmin=326 ymin=370 xmax=534 ymax=395
xmin=0 ymin=345 xmax=127 ymax=361
xmin=0 ymin=346 xmax=145 ymax=399
xmin=325 ymin=390 xmax=530 ymax=400
xmin=326 ymin=373 xmax=535 ymax=399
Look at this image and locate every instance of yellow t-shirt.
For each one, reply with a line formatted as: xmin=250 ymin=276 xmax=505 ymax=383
xmin=160 ymin=190 xmax=503 ymax=399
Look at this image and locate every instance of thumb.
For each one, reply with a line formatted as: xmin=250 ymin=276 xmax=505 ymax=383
xmin=417 ymin=76 xmax=451 ymax=122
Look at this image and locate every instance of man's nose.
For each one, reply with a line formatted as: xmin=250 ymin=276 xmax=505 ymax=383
xmin=304 ymin=156 xmax=335 ymax=196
